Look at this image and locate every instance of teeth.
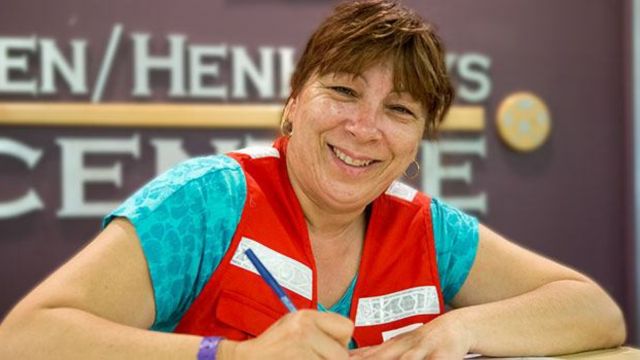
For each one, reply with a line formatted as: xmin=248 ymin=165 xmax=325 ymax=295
xmin=331 ymin=146 xmax=373 ymax=167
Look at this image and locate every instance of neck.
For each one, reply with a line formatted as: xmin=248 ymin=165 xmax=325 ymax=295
xmin=295 ymin=183 xmax=366 ymax=239
xmin=296 ymin=189 xmax=366 ymax=265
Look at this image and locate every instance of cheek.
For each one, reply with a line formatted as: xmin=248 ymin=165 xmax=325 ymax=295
xmin=383 ymin=123 xmax=423 ymax=156
xmin=327 ymin=99 xmax=356 ymax=114
xmin=320 ymin=98 xmax=355 ymax=119
xmin=300 ymin=99 xmax=354 ymax=130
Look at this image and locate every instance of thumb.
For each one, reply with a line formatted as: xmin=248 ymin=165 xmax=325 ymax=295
xmin=315 ymin=312 xmax=355 ymax=346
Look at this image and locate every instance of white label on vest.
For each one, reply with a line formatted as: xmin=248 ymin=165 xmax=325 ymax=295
xmin=231 ymin=237 xmax=312 ymax=300
xmin=381 ymin=323 xmax=424 ymax=341
xmin=233 ymin=146 xmax=280 ymax=159
xmin=385 ymin=181 xmax=417 ymax=202
xmin=354 ymin=286 xmax=440 ymax=326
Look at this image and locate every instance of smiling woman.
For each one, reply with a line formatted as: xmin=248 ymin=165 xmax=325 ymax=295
xmin=285 ymin=64 xmax=428 ymax=214
xmin=0 ymin=0 xmax=626 ymax=359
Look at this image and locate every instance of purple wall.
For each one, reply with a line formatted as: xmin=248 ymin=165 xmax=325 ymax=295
xmin=0 ymin=0 xmax=635 ymax=344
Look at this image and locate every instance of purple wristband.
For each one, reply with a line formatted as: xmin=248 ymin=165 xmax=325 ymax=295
xmin=197 ymin=336 xmax=223 ymax=360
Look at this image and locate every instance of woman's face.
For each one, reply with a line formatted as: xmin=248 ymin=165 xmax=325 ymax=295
xmin=286 ymin=61 xmax=426 ymax=213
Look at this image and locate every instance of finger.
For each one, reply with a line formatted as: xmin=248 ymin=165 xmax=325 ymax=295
xmin=428 ymin=349 xmax=462 ymax=360
xmin=350 ymin=344 xmax=380 ymax=357
xmin=399 ymin=348 xmax=429 ymax=360
xmin=349 ymin=345 xmax=374 ymax=360
xmin=349 ymin=346 xmax=372 ymax=355
xmin=313 ymin=311 xmax=355 ymax=346
xmin=360 ymin=338 xmax=415 ymax=359
xmin=305 ymin=323 xmax=350 ymax=360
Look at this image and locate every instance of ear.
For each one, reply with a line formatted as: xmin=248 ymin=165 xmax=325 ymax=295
xmin=283 ymin=97 xmax=298 ymax=123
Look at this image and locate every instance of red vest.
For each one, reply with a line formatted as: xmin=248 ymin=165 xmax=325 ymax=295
xmin=175 ymin=137 xmax=445 ymax=347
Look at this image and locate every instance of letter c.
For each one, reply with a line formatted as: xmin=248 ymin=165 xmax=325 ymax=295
xmin=0 ymin=138 xmax=44 ymax=219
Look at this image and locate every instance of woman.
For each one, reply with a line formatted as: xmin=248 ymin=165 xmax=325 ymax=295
xmin=0 ymin=0 xmax=626 ymax=359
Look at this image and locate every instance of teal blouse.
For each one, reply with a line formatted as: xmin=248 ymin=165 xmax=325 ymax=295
xmin=103 ymin=154 xmax=479 ymax=332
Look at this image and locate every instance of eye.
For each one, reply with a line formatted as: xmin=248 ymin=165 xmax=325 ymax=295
xmin=389 ymin=104 xmax=415 ymax=117
xmin=330 ymin=86 xmax=357 ymax=97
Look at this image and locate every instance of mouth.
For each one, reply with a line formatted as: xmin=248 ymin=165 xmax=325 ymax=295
xmin=328 ymin=144 xmax=380 ymax=168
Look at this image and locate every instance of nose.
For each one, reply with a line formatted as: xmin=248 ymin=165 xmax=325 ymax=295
xmin=344 ymin=105 xmax=382 ymax=142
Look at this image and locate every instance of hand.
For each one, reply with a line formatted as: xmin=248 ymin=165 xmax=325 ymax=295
xmin=349 ymin=314 xmax=475 ymax=360
xmin=219 ymin=309 xmax=354 ymax=360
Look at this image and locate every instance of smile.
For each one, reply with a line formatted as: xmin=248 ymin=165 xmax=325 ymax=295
xmin=329 ymin=145 xmax=377 ymax=168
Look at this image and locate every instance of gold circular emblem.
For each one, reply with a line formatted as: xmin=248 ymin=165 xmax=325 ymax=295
xmin=496 ymin=92 xmax=551 ymax=152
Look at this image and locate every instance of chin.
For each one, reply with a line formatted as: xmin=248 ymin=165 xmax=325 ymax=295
xmin=320 ymin=182 xmax=377 ymax=209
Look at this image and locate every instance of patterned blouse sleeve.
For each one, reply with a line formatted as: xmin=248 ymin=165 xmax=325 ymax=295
xmin=430 ymin=197 xmax=479 ymax=304
xmin=102 ymin=155 xmax=246 ymax=331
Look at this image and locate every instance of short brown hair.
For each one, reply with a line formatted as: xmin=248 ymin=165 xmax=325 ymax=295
xmin=285 ymin=0 xmax=454 ymax=139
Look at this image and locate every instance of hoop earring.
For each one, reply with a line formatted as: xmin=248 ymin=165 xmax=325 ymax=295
xmin=280 ymin=118 xmax=293 ymax=136
xmin=403 ymin=160 xmax=420 ymax=179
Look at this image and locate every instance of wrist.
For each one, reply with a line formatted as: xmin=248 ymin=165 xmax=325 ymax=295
xmin=216 ymin=339 xmax=240 ymax=360
xmin=441 ymin=309 xmax=478 ymax=352
xmin=197 ymin=336 xmax=224 ymax=360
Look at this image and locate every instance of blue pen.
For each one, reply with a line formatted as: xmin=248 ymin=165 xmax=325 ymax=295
xmin=244 ymin=248 xmax=298 ymax=313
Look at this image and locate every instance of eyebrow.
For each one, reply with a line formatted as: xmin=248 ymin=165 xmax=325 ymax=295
xmin=389 ymin=90 xmax=418 ymax=103
xmin=329 ymin=71 xmax=369 ymax=85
